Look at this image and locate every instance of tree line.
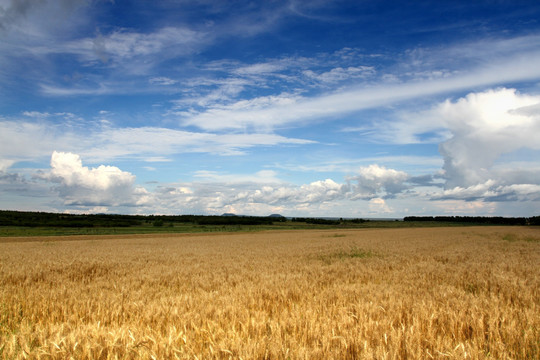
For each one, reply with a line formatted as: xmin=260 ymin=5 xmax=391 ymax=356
xmin=1 ymin=210 xmax=538 ymax=228
xmin=403 ymin=216 xmax=540 ymax=226
xmin=290 ymin=217 xmax=368 ymax=225
xmin=0 ymin=210 xmax=285 ymax=228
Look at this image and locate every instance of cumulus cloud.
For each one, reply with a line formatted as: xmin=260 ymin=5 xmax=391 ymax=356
xmin=368 ymin=198 xmax=393 ymax=214
xmin=14 ymin=149 xmax=536 ymax=215
xmin=0 ymin=156 xmax=27 ymax=190
xmin=145 ymin=167 xmax=410 ymax=216
xmin=349 ymin=164 xmax=410 ymax=199
xmin=35 ymin=154 xmax=373 ymax=215
xmin=13 ymin=153 xmax=419 ymax=215
xmin=0 ymin=169 xmax=24 ymax=184
xmin=200 ymin=178 xmax=347 ymax=208
xmin=245 ymin=179 xmax=347 ymax=206
xmin=45 ymin=151 xmax=149 ymax=207
xmin=432 ymin=181 xmax=540 ymax=202
xmin=436 ymin=88 xmax=540 ymax=189
xmin=360 ymin=88 xmax=540 ymax=203
xmin=0 ymin=158 xmax=15 ymax=172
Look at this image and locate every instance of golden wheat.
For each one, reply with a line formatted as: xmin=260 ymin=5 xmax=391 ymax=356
xmin=1 ymin=226 xmax=539 ymax=359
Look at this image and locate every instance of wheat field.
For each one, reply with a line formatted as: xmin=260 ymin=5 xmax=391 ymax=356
xmin=0 ymin=226 xmax=539 ymax=359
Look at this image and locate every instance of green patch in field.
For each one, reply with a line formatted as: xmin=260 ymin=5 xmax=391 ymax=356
xmin=317 ymin=247 xmax=375 ymax=263
xmin=463 ymin=282 xmax=481 ymax=295
xmin=323 ymin=233 xmax=347 ymax=238
xmin=502 ymin=233 xmax=518 ymax=242
xmin=501 ymin=233 xmax=540 ymax=242
xmin=40 ymin=238 xmax=57 ymax=246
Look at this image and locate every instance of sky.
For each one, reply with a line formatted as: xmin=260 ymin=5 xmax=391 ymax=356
xmin=1 ymin=0 xmax=540 ymax=218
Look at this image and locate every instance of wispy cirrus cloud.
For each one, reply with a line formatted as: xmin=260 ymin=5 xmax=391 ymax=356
xmin=149 ymin=77 xmax=178 ymax=86
xmin=272 ymin=155 xmax=444 ymax=175
xmin=302 ymin=66 xmax=376 ymax=84
xmin=2 ymin=1 xmax=540 ymax=217
xmin=180 ymin=47 xmax=540 ymax=131
xmin=77 ymin=27 xmax=208 ymax=67
xmin=0 ymin=117 xmax=315 ymax=165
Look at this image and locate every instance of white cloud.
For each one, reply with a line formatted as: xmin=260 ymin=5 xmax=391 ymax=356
xmin=433 ymin=180 xmax=499 ymax=200
xmin=347 ymin=88 xmax=540 ymax=203
xmin=233 ymin=62 xmax=285 ymax=76
xmin=39 ymin=83 xmax=116 ymax=96
xmin=178 ymin=51 xmax=375 ymax=108
xmin=193 ymin=169 xmax=282 ymax=184
xmin=0 ymin=120 xmax=78 ymax=163
xmin=435 ymin=88 xmax=540 ymax=188
xmin=0 ymin=158 xmax=14 ymax=172
xmin=145 ymin=166 xmax=413 ymax=216
xmin=0 ymin=119 xmax=315 ymax=163
xmin=148 ymin=177 xmax=351 ymax=215
xmin=175 ymin=78 xmax=250 ymax=107
xmin=45 ymin=151 xmax=148 ymax=207
xmin=99 ymin=127 xmax=313 ymax=158
xmin=433 ymin=181 xmax=540 ymax=202
xmin=349 ymin=164 xmax=410 ymax=199
xmin=149 ymin=77 xmax=177 ymax=86
xmin=303 ymin=66 xmax=375 ymax=84
xmin=298 ymin=179 xmax=347 ymax=203
xmin=93 ymin=27 xmax=206 ymax=62
xmin=273 ymin=156 xmax=443 ymax=175
xmin=180 ymin=49 xmax=540 ymax=131
xmin=430 ymin=199 xmax=498 ymax=215
xmin=50 ymin=151 xmax=135 ymax=190
xmin=496 ymin=184 xmax=540 ymax=202
xmin=180 ymin=92 xmax=303 ymax=131
xmin=0 ymin=13 xmax=210 ymax=96
xmin=368 ymin=198 xmax=393 ymax=214
xmin=28 ymin=26 xmax=208 ymax=71
xmin=0 ymin=0 xmax=86 ymax=34
xmin=22 ymin=111 xmax=51 ymax=118
xmin=6 ymin=150 xmax=537 ymax=215
xmin=3 ymin=11 xmax=540 ymax=217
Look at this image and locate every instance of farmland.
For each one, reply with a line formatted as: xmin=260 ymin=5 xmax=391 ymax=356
xmin=1 ymin=226 xmax=539 ymax=359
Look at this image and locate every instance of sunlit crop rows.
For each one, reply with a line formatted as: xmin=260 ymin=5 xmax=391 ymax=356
xmin=1 ymin=227 xmax=539 ymax=359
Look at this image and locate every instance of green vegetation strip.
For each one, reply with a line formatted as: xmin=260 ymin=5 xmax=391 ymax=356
xmin=317 ymin=247 xmax=376 ymax=264
xmin=1 ymin=210 xmax=538 ymax=238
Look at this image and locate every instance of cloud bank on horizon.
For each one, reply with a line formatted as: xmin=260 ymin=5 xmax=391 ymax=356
xmin=1 ymin=0 xmax=540 ymax=217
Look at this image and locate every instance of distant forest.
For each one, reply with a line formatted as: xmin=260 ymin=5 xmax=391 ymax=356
xmin=403 ymin=216 xmax=540 ymax=226
xmin=0 ymin=210 xmax=284 ymax=228
xmin=0 ymin=210 xmax=538 ymax=228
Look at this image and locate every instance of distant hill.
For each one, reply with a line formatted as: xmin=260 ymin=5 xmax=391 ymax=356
xmin=268 ymin=214 xmax=285 ymax=218
xmin=221 ymin=213 xmax=237 ymax=217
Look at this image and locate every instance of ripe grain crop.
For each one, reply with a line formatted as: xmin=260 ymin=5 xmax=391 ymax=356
xmin=0 ymin=227 xmax=539 ymax=359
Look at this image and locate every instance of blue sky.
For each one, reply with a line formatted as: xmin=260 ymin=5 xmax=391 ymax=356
xmin=1 ymin=0 xmax=540 ymax=217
